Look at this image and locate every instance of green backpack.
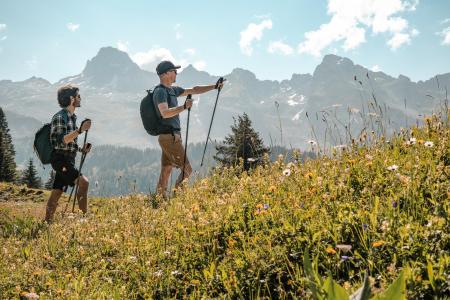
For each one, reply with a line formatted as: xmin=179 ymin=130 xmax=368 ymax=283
xmin=34 ymin=110 xmax=69 ymax=165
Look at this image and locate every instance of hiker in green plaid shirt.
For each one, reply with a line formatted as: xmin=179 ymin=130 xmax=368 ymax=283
xmin=44 ymin=84 xmax=92 ymax=222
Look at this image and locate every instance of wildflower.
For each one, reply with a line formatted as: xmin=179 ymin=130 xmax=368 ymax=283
xmin=304 ymin=172 xmax=313 ymax=179
xmin=268 ymin=185 xmax=276 ymax=193
xmin=326 ymin=247 xmax=336 ymax=254
xmin=341 ymin=255 xmax=350 ymax=261
xmin=363 ymin=224 xmax=369 ymax=230
xmin=424 ymin=141 xmax=434 ymax=148
xmin=372 ymin=240 xmax=386 ymax=248
xmin=263 ymin=203 xmax=270 ymax=210
xmin=191 ymin=279 xmax=200 ymax=286
xmin=396 ymin=173 xmax=410 ymax=185
xmin=154 ymin=270 xmax=163 ymax=277
xmin=247 ymin=157 xmax=256 ymax=162
xmin=20 ymin=292 xmax=39 ymax=299
xmin=282 ymin=168 xmax=291 ymax=177
xmin=409 ymin=137 xmax=417 ymax=144
xmin=381 ymin=220 xmax=389 ymax=232
xmin=387 ymin=165 xmax=399 ymax=171
xmin=336 ymin=244 xmax=352 ymax=253
xmin=391 ymin=200 xmax=398 ymax=208
xmin=171 ymin=270 xmax=182 ymax=276
xmin=129 ymin=256 xmax=137 ymax=261
xmin=334 ymin=144 xmax=347 ymax=150
xmin=417 ymin=139 xmax=424 ymax=145
xmin=307 ymin=140 xmax=317 ymax=146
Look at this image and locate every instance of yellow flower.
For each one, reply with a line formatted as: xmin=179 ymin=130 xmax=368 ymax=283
xmin=190 ymin=279 xmax=200 ymax=286
xmin=268 ymin=185 xmax=276 ymax=193
xmin=326 ymin=247 xmax=337 ymax=254
xmin=304 ymin=172 xmax=313 ymax=179
xmin=372 ymin=240 xmax=386 ymax=248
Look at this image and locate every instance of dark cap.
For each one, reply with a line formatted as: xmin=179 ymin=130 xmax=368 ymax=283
xmin=156 ymin=60 xmax=181 ymax=75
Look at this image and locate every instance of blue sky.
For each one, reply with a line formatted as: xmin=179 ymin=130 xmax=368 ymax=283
xmin=0 ymin=0 xmax=449 ymax=83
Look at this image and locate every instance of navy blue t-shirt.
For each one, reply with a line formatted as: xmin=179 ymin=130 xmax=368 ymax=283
xmin=153 ymin=85 xmax=185 ymax=133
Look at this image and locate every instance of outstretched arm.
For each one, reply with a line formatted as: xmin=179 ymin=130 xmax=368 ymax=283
xmin=180 ymin=84 xmax=216 ymax=97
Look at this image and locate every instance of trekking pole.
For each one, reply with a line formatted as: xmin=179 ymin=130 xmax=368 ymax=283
xmin=182 ymin=95 xmax=192 ymax=180
xmin=62 ymin=140 xmax=88 ymax=216
xmin=200 ymin=77 xmax=225 ymax=166
xmin=72 ymin=132 xmax=89 ymax=213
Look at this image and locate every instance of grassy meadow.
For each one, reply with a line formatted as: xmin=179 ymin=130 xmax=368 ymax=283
xmin=1 ymin=111 xmax=449 ymax=299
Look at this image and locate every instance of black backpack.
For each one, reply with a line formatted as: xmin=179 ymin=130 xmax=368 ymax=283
xmin=140 ymin=85 xmax=175 ymax=136
xmin=34 ymin=110 xmax=69 ymax=165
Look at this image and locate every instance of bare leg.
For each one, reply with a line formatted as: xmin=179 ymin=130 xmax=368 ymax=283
xmin=45 ymin=189 xmax=63 ymax=223
xmin=76 ymin=176 xmax=89 ymax=214
xmin=157 ymin=165 xmax=172 ymax=199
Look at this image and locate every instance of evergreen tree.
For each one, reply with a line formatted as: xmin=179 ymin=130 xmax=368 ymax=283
xmin=214 ymin=113 xmax=269 ymax=171
xmin=20 ymin=159 xmax=42 ymax=188
xmin=44 ymin=170 xmax=55 ymax=190
xmin=0 ymin=107 xmax=17 ymax=182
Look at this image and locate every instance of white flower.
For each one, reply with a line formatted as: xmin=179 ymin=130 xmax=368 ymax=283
xmin=424 ymin=141 xmax=434 ymax=148
xmin=336 ymin=244 xmax=352 ymax=253
xmin=171 ymin=270 xmax=182 ymax=276
xmin=282 ymin=168 xmax=291 ymax=177
xmin=409 ymin=137 xmax=417 ymax=144
xmin=154 ymin=270 xmax=163 ymax=277
xmin=381 ymin=220 xmax=390 ymax=232
xmin=334 ymin=144 xmax=347 ymax=150
xmin=111 ymin=219 xmax=118 ymax=224
xmin=307 ymin=140 xmax=317 ymax=146
xmin=129 ymin=256 xmax=137 ymax=261
xmin=247 ymin=157 xmax=256 ymax=162
xmin=387 ymin=165 xmax=399 ymax=171
xmin=22 ymin=292 xmax=39 ymax=299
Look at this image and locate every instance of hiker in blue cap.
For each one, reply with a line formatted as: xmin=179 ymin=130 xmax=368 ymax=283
xmin=153 ymin=60 xmax=224 ymax=198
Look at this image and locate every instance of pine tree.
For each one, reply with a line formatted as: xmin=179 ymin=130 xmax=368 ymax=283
xmin=0 ymin=107 xmax=17 ymax=182
xmin=20 ymin=159 xmax=42 ymax=188
xmin=214 ymin=113 xmax=269 ymax=171
xmin=44 ymin=170 xmax=55 ymax=190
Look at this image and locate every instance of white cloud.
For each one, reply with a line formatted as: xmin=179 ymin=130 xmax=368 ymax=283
xmin=441 ymin=18 xmax=450 ymax=25
xmin=387 ymin=32 xmax=410 ymax=49
xmin=117 ymin=40 xmax=129 ymax=52
xmin=240 ymin=19 xmax=272 ymax=56
xmin=371 ymin=65 xmax=381 ymax=72
xmin=175 ymin=24 xmax=182 ymax=40
xmin=298 ymin=0 xmax=419 ymax=56
xmin=131 ymin=47 xmax=190 ymax=73
xmin=193 ymin=60 xmax=207 ymax=71
xmin=0 ymin=24 xmax=6 ymax=31
xmin=268 ymin=41 xmax=294 ymax=55
xmin=184 ymin=48 xmax=196 ymax=56
xmin=0 ymin=36 xmax=7 ymax=41
xmin=67 ymin=23 xmax=80 ymax=32
xmin=439 ymin=27 xmax=450 ymax=45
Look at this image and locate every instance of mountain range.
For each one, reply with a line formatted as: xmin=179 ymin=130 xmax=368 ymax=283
xmin=1 ymin=46 xmax=449 ymax=153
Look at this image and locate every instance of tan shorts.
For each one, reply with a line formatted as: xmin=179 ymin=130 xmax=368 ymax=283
xmin=158 ymin=133 xmax=190 ymax=168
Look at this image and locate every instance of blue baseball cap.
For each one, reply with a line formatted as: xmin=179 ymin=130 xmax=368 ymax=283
xmin=156 ymin=60 xmax=181 ymax=75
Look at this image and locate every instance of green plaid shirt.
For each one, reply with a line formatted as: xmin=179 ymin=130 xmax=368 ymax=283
xmin=50 ymin=109 xmax=78 ymax=154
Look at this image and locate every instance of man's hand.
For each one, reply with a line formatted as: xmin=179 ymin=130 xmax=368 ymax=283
xmin=215 ymin=77 xmax=226 ymax=90
xmin=79 ymin=119 xmax=92 ymax=133
xmin=82 ymin=143 xmax=92 ymax=154
xmin=184 ymin=98 xmax=193 ymax=110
